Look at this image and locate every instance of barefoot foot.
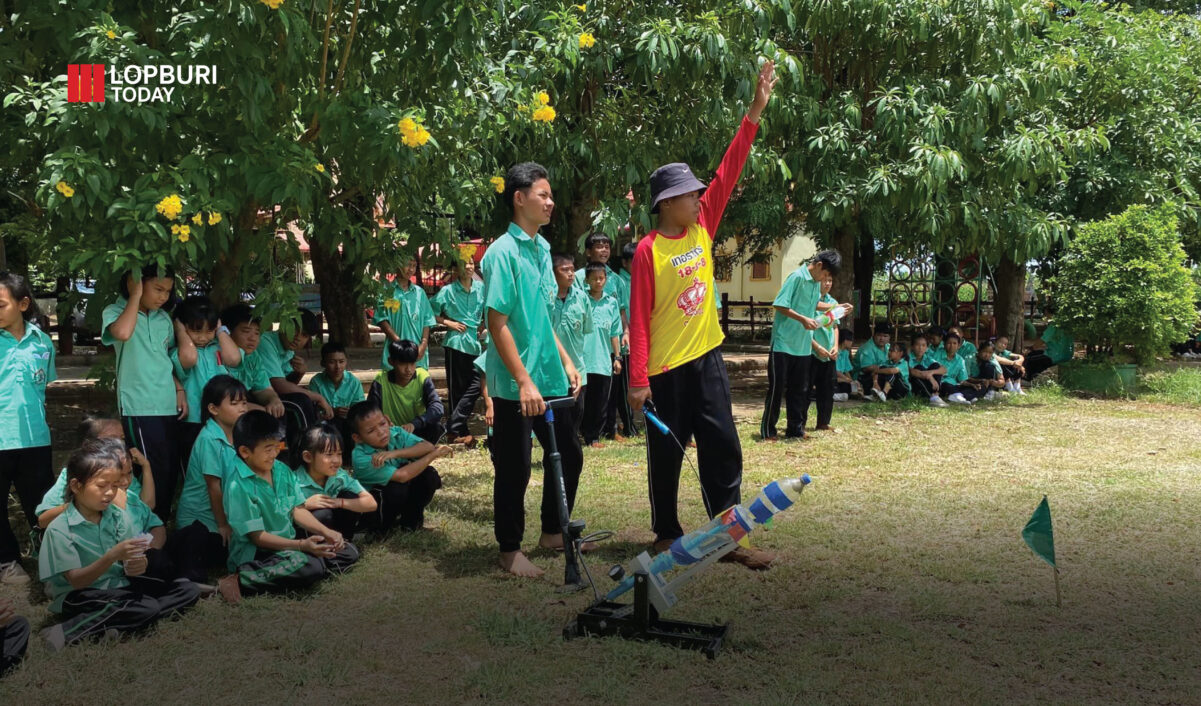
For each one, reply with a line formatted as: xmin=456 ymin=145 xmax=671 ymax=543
xmin=499 ymin=550 xmax=544 ymax=577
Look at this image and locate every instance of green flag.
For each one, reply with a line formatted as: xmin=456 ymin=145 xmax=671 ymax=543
xmin=1022 ymin=496 xmax=1056 ymax=568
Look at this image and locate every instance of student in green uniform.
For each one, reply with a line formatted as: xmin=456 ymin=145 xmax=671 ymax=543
xmin=580 ymin=263 xmax=623 ymax=447
xmin=172 ymin=375 xmax=248 ymax=583
xmin=38 ymin=441 xmax=201 ymax=651
xmin=936 ymin=332 xmax=976 ymax=404
xmin=0 ymin=272 xmax=58 ymax=585
xmin=926 ymin=326 xmax=946 ymax=356
xmin=295 ymin=423 xmax=376 ymax=539
xmin=761 ymin=250 xmax=843 ymax=440
xmin=1023 ymin=308 xmax=1074 ymax=381
xmin=0 ymin=596 xmax=29 ymax=675
xmin=435 ymin=258 xmax=486 ymax=444
xmin=607 ymin=241 xmax=639 ymax=438
xmin=347 ymin=402 xmax=449 ymax=532
xmin=102 ymin=267 xmax=187 ymax=523
xmin=948 ymin=325 xmax=977 ymax=363
xmin=249 ymin=308 xmax=330 ymax=461
xmin=872 ymin=341 xmax=910 ymax=401
xmin=992 ymin=334 xmax=1027 ymax=394
xmin=217 ymin=411 xmax=359 ymax=603
xmin=172 ymin=295 xmax=242 ymax=470
xmin=966 ymin=341 xmax=1006 ymax=402
xmin=374 ymin=259 xmax=436 ymax=371
xmin=97 ymin=437 xmax=180 ymax=588
xmin=36 ymin=417 xmax=153 ymax=529
xmin=484 ymin=162 xmax=584 ymax=578
xmin=807 ymin=274 xmax=843 ymax=431
xmin=854 ymin=322 xmax=892 ymax=397
xmin=907 ymin=334 xmax=948 ymax=407
xmin=221 ymin=303 xmax=287 ymax=418
xmin=552 ymin=253 xmax=592 ymax=434
xmin=308 ymin=342 xmax=365 ymax=465
xmin=833 ymin=327 xmax=856 ymax=401
xmin=368 ymin=340 xmax=445 ymax=443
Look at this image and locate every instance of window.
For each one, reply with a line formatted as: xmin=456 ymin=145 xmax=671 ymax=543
xmin=750 ymin=260 xmax=771 ymax=281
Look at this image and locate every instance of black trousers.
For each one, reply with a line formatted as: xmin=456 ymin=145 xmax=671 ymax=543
xmin=0 ymin=445 xmax=52 ymax=564
xmin=835 ymin=380 xmax=853 ymax=395
xmin=909 ymin=365 xmax=943 ymax=398
xmin=308 ymin=490 xmax=369 ymax=539
xmin=604 ymin=354 xmax=639 ymax=437
xmin=808 ymin=357 xmax=835 ymax=428
xmin=647 ymin=348 xmax=742 ymax=542
xmin=1 ymin=616 xmax=30 ymax=675
xmin=573 ymin=385 xmax=587 ymax=434
xmin=1024 ymin=351 xmax=1055 ymax=381
xmin=490 ymin=396 xmax=583 ymax=552
xmin=122 ymin=416 xmax=180 ymax=524
xmin=366 ymin=469 xmax=442 ymax=532
xmin=280 ymin=393 xmax=319 ymax=466
xmin=57 ymin=580 xmax=201 ymax=645
xmin=1000 ymin=363 xmax=1022 ymax=381
xmin=940 ymin=382 xmax=985 ymax=401
xmin=177 ymin=421 xmax=204 ymax=476
xmin=581 ymin=373 xmax=612 ymax=444
xmin=761 ymin=351 xmax=812 ymax=439
xmin=445 ymin=348 xmax=483 ymax=438
xmin=329 ymin=416 xmax=354 ymax=467
xmin=236 ymin=544 xmax=358 ymax=595
xmin=169 ymin=521 xmax=227 ymax=584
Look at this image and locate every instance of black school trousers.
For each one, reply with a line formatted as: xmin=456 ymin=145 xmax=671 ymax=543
xmin=490 ymin=396 xmax=583 ymax=552
xmin=122 ymin=416 xmax=180 ymax=524
xmin=581 ymin=373 xmax=612 ymax=445
xmin=808 ymin=357 xmax=836 ymax=428
xmin=909 ymin=365 xmax=944 ymax=398
xmin=364 ymin=469 xmax=442 ymax=533
xmin=169 ymin=521 xmax=227 ymax=584
xmin=604 ymin=354 xmax=639 ymax=437
xmin=1 ymin=616 xmax=30 ymax=675
xmin=0 ymin=445 xmax=53 ymax=564
xmin=445 ymin=348 xmax=483 ymax=438
xmin=647 ymin=348 xmax=742 ymax=542
xmin=55 ymin=580 xmax=201 ymax=645
xmin=761 ymin=351 xmax=812 ymax=439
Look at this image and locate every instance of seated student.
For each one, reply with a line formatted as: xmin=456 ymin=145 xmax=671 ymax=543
xmin=295 ymin=423 xmax=377 ymax=540
xmin=1023 ymin=308 xmax=1074 ymax=380
xmin=907 ymin=334 xmax=948 ymax=407
xmin=948 ymin=325 xmax=977 ymax=362
xmin=100 ymin=437 xmax=176 ymax=588
xmin=581 ymin=262 xmax=622 ymax=448
xmin=38 ymin=441 xmax=201 ymax=651
xmin=926 ymin=326 xmax=946 ymax=357
xmin=993 ymin=334 xmax=1027 ymax=395
xmin=965 ymin=341 xmax=1007 ymax=402
xmin=854 ymin=323 xmax=892 ymax=399
xmin=171 ymin=295 xmax=241 ymax=469
xmin=0 ymin=597 xmax=29 ymax=675
xmin=871 ymin=341 xmax=910 ymax=401
xmin=250 ymin=308 xmax=333 ymax=457
xmin=833 ymin=328 xmax=857 ymax=401
xmin=307 ymin=342 xmax=365 ymax=465
xmin=221 ymin=303 xmax=287 ymax=418
xmin=347 ymin=402 xmax=450 ymax=533
xmin=368 ymin=339 xmax=445 ymax=444
xmin=172 ymin=375 xmax=248 ymax=584
xmin=37 ymin=416 xmax=156 ymax=530
xmin=218 ymin=411 xmax=359 ymax=604
xmin=936 ymin=332 xmax=976 ymax=405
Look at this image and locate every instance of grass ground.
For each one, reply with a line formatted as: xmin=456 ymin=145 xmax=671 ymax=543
xmin=2 ymin=375 xmax=1200 ymax=704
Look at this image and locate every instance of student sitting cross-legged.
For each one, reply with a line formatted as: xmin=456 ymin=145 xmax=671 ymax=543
xmin=38 ymin=441 xmax=201 ymax=651
xmin=217 ymin=411 xmax=359 ymax=604
xmin=294 ymin=423 xmax=377 ymax=540
xmin=833 ymin=328 xmax=857 ymax=401
xmin=992 ymin=334 xmax=1027 ymax=395
xmin=935 ymin=332 xmax=975 ymax=404
xmin=965 ymin=341 xmax=1007 ymax=402
xmin=870 ymin=341 xmax=911 ymax=401
xmin=854 ymin=322 xmax=892 ymax=400
xmin=907 ymin=334 xmax=948 ymax=407
xmin=368 ymin=340 xmax=445 ymax=444
xmin=348 ymin=402 xmax=450 ymax=533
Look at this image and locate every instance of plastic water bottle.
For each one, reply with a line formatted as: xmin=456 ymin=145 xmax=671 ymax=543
xmin=815 ymin=306 xmax=846 ymax=329
xmin=746 ymin=475 xmax=811 ymax=527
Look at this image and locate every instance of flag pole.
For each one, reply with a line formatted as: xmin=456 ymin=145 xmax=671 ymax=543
xmin=1053 ymin=567 xmax=1062 ymax=608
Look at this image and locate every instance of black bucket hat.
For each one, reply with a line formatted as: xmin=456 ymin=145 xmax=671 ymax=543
xmin=649 ymin=162 xmax=707 ymax=214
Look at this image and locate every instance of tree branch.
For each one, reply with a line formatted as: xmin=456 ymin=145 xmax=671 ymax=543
xmin=333 ymin=0 xmax=362 ymax=95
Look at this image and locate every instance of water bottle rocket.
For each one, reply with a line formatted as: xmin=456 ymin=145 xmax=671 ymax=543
xmin=816 ymin=305 xmax=846 ymax=329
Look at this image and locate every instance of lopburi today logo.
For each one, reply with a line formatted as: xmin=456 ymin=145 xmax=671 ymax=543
xmin=67 ymin=63 xmax=218 ymax=103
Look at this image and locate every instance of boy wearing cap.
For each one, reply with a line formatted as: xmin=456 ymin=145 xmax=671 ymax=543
xmin=627 ymin=61 xmax=777 ymax=570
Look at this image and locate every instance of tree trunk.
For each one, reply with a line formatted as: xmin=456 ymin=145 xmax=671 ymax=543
xmin=211 ymin=202 xmax=259 ymax=309
xmin=310 ymin=235 xmax=370 ymax=346
xmin=993 ymin=255 xmax=1027 ymax=345
xmin=852 ymin=230 xmax=875 ymax=338
xmin=565 ymin=184 xmax=595 ymax=257
xmin=55 ymin=275 xmax=73 ymax=355
xmin=831 ymin=222 xmax=855 ymax=307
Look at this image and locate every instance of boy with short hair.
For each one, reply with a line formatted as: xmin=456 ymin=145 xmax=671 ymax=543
xmin=308 ymin=341 xmax=366 ymax=464
xmin=368 ymin=340 xmax=445 ymax=443
xmin=872 ymin=341 xmax=911 ymax=401
xmin=483 ymin=161 xmax=584 ymax=578
xmin=834 ymin=327 xmax=857 ymax=401
xmin=907 ymin=334 xmax=948 ymax=407
xmin=435 ymin=258 xmax=486 ymax=445
xmin=220 ymin=304 xmax=287 ymax=419
xmin=172 ymin=295 xmax=242 ymax=468
xmin=218 ymin=410 xmax=358 ymax=602
xmin=347 ymin=402 xmax=449 ymax=532
xmin=935 ymin=332 xmax=975 ymax=404
xmin=627 ymin=62 xmax=777 ymax=570
xmin=552 ymin=253 xmax=593 ymax=432
xmin=854 ymin=322 xmax=892 ymax=398
xmin=249 ymin=308 xmax=332 ymax=455
xmin=581 ymin=262 xmax=623 ymax=447
xmin=374 ymin=259 xmax=436 ymax=371
xmin=807 ymin=273 xmax=844 ymax=431
xmin=993 ymin=334 xmax=1027 ymax=394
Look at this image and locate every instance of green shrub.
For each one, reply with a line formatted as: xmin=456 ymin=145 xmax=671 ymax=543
xmin=1052 ymin=205 xmax=1198 ymax=363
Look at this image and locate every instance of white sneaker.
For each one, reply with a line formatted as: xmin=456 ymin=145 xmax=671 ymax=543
xmin=1016 ymin=384 xmax=1027 ymax=395
xmin=984 ymin=390 xmax=996 ymax=401
xmin=832 ymin=393 xmax=849 ymax=402
xmin=1004 ymin=381 xmax=1015 ymax=393
xmin=929 ymin=395 xmax=948 ymax=408
xmin=0 ymin=560 xmax=29 ymax=585
xmin=873 ymin=389 xmax=887 ymax=402
xmin=948 ymin=392 xmax=970 ymax=405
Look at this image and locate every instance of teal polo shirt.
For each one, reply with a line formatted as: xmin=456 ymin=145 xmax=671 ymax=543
xmin=812 ymin=293 xmax=839 ymax=359
xmin=968 ymin=356 xmax=1002 ymax=380
xmin=223 ymin=459 xmax=305 ymax=570
xmin=295 ymin=468 xmax=365 ymax=500
xmin=309 ymin=372 xmax=365 ymax=409
xmin=171 ymin=342 xmax=231 ymax=423
xmin=0 ymin=321 xmax=57 ymax=449
xmin=1043 ymin=324 xmax=1074 ymax=364
xmin=574 ymin=264 xmax=629 ymax=318
xmin=552 ymin=287 xmax=593 ymax=375
xmin=886 ymin=356 xmax=911 ymax=390
xmin=934 ymin=348 xmax=968 ymax=385
xmin=481 ymin=223 xmax=568 ymax=401
xmin=907 ymin=351 xmax=939 ymax=369
xmin=253 ymin=330 xmax=295 ymax=380
xmin=835 ymin=348 xmax=853 ymax=374
xmin=373 ymin=282 xmax=436 ymax=370
xmin=176 ymin=418 xmax=238 ymax=533
xmin=350 ymin=425 xmax=424 ymax=489
xmin=583 ymin=293 xmax=621 ymax=377
xmin=959 ymin=340 xmax=978 ymax=363
xmin=101 ymin=298 xmax=176 ymax=416
xmin=229 ymin=346 xmax=271 ymax=392
xmin=121 ymin=492 xmax=163 ymax=536
xmin=39 ymin=502 xmax=135 ymax=612
xmin=853 ymin=339 xmax=890 ymax=373
xmin=434 ymin=279 xmax=485 ymax=356
xmin=771 ymin=265 xmax=821 ymax=357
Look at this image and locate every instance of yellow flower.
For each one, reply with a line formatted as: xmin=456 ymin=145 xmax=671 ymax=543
xmin=178 ymin=228 xmax=191 ymax=243
xmin=398 ymin=117 xmax=417 ymax=135
xmin=106 ymin=30 xmax=116 ymax=40
xmin=207 ymin=212 xmax=223 ymax=225
xmin=490 ymin=176 xmax=505 ymax=193
xmin=170 ymin=224 xmax=181 ymax=235
xmin=384 ymin=298 xmax=401 ymax=313
xmin=54 ymin=181 xmax=75 ymax=198
xmin=415 ymin=127 xmax=431 ymax=146
xmin=532 ymin=105 xmax=557 ymax=123
xmin=260 ymin=0 xmax=284 ymax=9
xmin=535 ymin=91 xmax=550 ymax=106
xmin=578 ymin=32 xmax=596 ymax=49
xmin=155 ymin=194 xmax=183 ymax=220
xmin=191 ymin=213 xmax=203 ymax=225
xmin=403 ymin=126 xmax=431 ymax=148
xmin=315 ymin=163 xmax=325 ymax=173
xmin=575 ymin=4 xmax=586 ymax=10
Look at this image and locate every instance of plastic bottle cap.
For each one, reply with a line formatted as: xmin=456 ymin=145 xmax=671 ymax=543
xmin=801 ymin=474 xmax=812 ymax=484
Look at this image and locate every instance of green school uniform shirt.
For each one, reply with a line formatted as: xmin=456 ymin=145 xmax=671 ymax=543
xmin=223 ymin=459 xmax=306 ymax=571
xmin=853 ymin=339 xmax=890 ymax=374
xmin=39 ymin=502 xmax=135 ymax=612
xmin=616 ymin=268 xmax=632 ymax=313
xmin=228 ymin=346 xmax=271 ymax=392
xmin=885 ymin=356 xmax=911 ymax=390
xmin=584 ymin=293 xmax=622 ymax=377
xmin=252 ymin=330 xmax=295 ymax=380
xmin=121 ymin=492 xmax=162 ymax=537
xmin=101 ymin=298 xmax=176 ymax=416
xmin=295 ymin=468 xmax=365 ymax=500
xmin=176 ymin=419 xmax=238 ymax=533
xmin=968 ymin=356 xmax=1002 ymax=380
xmin=771 ymin=266 xmax=821 ymax=357
xmin=474 ymin=348 xmax=487 ymax=374
xmin=836 ymin=348 xmax=853 ymax=374
xmin=434 ymin=279 xmax=485 ymax=356
xmin=374 ymin=282 xmax=436 ymax=370
xmin=812 ymin=293 xmax=839 ymax=359
xmin=958 ymin=340 xmax=978 ymax=363
xmin=171 ymin=342 xmax=231 ymax=424
xmin=574 ymin=264 xmax=629 ymax=318
xmin=552 ymin=287 xmax=593 ymax=374
xmin=1042 ymin=324 xmax=1074 ymax=364
xmin=481 ymin=223 xmax=568 ymax=401
xmin=350 ymin=425 xmax=424 ymax=489
xmin=0 ymin=321 xmax=57 ymax=450
xmin=36 ymin=470 xmax=144 ymax=517
xmin=934 ymin=348 xmax=968 ymax=385
xmin=907 ymin=351 xmax=939 ymax=370
xmin=372 ymin=368 xmax=430 ymax=429
xmin=309 ymin=371 xmax=365 ymax=410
